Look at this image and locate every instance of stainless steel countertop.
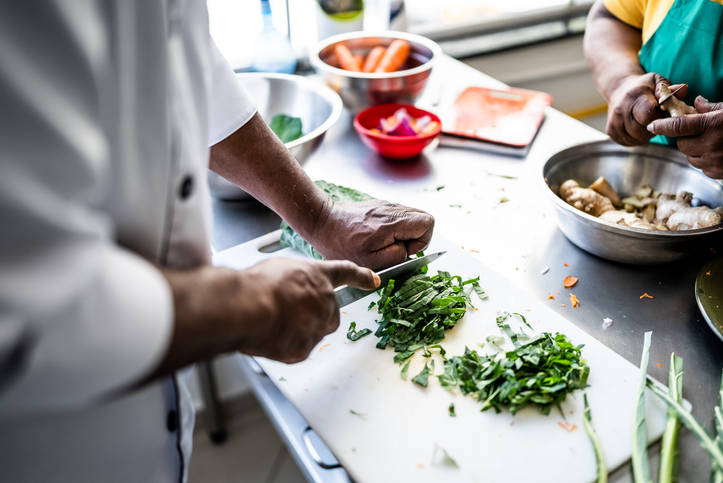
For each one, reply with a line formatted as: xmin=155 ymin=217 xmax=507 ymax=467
xmin=212 ymin=56 xmax=723 ymax=482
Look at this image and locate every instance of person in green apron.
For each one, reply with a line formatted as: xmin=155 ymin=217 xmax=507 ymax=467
xmin=584 ymin=0 xmax=723 ymax=178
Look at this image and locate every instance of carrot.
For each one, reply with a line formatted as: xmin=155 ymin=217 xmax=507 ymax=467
xmin=354 ymin=54 xmax=363 ymax=67
xmin=374 ymin=39 xmax=410 ymax=73
xmin=563 ymin=276 xmax=578 ymax=289
xmin=362 ymin=46 xmax=386 ymax=73
xmin=335 ymin=44 xmax=361 ymax=72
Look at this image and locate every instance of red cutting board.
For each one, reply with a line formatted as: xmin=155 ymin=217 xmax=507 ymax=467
xmin=444 ymin=86 xmax=552 ymax=147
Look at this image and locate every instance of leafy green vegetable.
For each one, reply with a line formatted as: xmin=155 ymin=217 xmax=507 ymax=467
xmin=439 ymin=333 xmax=589 ymax=416
xmin=496 ymin=311 xmax=532 ymax=330
xmin=279 ymin=181 xmax=375 ymax=259
xmin=269 ymin=114 xmax=303 ymax=144
xmin=370 ymin=269 xmax=486 ymax=362
xmin=449 ymin=403 xmax=456 ymax=417
xmin=659 ymin=353 xmax=683 ymax=483
xmin=347 ymin=322 xmax=372 ymax=341
xmin=401 ymin=360 xmax=411 ymax=380
xmin=582 ymin=394 xmax=607 ymax=483
xmin=412 ymin=363 xmax=430 ymax=387
xmin=646 ymin=377 xmax=723 ymax=473
xmin=436 ymin=185 xmax=445 ymax=191
xmin=632 ymin=331 xmax=653 ymax=483
xmin=433 ymin=445 xmax=459 ymax=468
xmin=349 ymin=409 xmax=366 ymax=417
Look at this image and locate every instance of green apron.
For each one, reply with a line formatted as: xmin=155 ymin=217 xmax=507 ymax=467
xmin=638 ymin=0 xmax=723 ymax=145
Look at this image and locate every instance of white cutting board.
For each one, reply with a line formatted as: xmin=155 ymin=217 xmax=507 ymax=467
xmin=213 ymin=231 xmax=670 ymax=483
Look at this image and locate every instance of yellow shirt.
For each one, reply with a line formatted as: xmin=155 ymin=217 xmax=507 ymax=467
xmin=604 ymin=0 xmax=723 ymax=44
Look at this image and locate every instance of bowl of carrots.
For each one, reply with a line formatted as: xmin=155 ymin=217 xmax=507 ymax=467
xmin=354 ymin=104 xmax=442 ymax=159
xmin=311 ymin=31 xmax=442 ymax=112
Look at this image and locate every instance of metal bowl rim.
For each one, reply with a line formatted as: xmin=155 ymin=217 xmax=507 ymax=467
xmin=310 ymin=30 xmax=442 ymax=80
xmin=538 ymin=139 xmax=723 ymax=239
xmin=235 ymin=72 xmax=343 ymax=150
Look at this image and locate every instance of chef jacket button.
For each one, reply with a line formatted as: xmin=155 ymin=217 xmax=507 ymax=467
xmin=167 ymin=410 xmax=178 ymax=432
xmin=179 ymin=175 xmax=194 ymax=199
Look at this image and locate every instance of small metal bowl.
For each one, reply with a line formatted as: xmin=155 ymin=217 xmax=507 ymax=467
xmin=540 ymin=140 xmax=723 ymax=264
xmin=310 ymin=31 xmax=442 ymax=112
xmin=208 ymin=73 xmax=343 ymax=200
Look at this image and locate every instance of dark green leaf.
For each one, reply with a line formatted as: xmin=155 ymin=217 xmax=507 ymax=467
xmin=449 ymin=403 xmax=456 ymax=417
xmin=269 ymin=114 xmax=303 ymax=144
xmin=401 ymin=360 xmax=411 ymax=380
xmin=347 ymin=322 xmax=372 ymax=341
xmin=412 ymin=363 xmax=430 ymax=387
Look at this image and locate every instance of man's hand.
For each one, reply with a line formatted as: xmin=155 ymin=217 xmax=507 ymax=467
xmin=310 ymin=199 xmax=435 ymax=270
xmin=648 ymin=97 xmax=723 ymax=179
xmin=149 ymin=258 xmax=379 ymax=378
xmin=236 ymin=258 xmax=379 ymax=363
xmin=605 ymin=73 xmax=674 ymax=146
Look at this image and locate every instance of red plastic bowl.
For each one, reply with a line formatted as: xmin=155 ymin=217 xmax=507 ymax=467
xmin=353 ymin=104 xmax=442 ymax=159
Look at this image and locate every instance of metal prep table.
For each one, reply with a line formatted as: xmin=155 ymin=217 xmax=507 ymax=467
xmin=211 ymin=55 xmax=723 ymax=482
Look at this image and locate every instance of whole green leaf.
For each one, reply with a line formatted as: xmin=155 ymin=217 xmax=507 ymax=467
xmin=632 ymin=332 xmax=653 ymax=483
xmin=659 ymin=353 xmax=683 ymax=483
xmin=269 ymin=114 xmax=303 ymax=144
xmin=582 ymin=394 xmax=607 ymax=483
xmin=279 ymin=181 xmax=374 ymax=258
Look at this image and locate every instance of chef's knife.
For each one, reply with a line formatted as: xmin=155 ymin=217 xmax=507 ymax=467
xmin=334 ymin=251 xmax=446 ymax=308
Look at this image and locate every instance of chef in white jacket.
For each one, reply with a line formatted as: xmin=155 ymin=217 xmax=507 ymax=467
xmin=0 ymin=1 xmax=434 ymax=481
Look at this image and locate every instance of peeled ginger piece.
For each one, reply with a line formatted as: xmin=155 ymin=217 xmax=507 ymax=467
xmin=666 ymin=207 xmax=723 ymax=230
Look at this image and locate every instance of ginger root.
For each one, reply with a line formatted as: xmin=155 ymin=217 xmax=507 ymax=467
xmin=589 ymin=176 xmax=623 ymax=208
xmin=659 ymin=84 xmax=696 ymax=117
xmin=656 ymin=191 xmax=694 ymax=222
xmin=666 ymin=207 xmax=723 ymax=230
xmin=560 ymin=180 xmax=615 ymax=217
xmin=599 ymin=210 xmax=664 ymax=230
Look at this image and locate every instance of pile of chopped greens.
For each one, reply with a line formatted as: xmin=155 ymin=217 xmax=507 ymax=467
xmin=438 ymin=332 xmax=590 ymax=416
xmin=368 ymin=269 xmax=488 ymax=363
xmin=269 ymin=114 xmax=303 ymax=144
xmin=279 ymin=181 xmax=374 ymax=260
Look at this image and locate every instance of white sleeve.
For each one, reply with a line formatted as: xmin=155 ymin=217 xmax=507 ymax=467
xmin=0 ymin=2 xmax=173 ymax=418
xmin=207 ymin=38 xmax=258 ymax=146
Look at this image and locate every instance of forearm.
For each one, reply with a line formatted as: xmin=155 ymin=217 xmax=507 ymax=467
xmin=147 ymin=265 xmax=272 ymax=379
xmin=584 ymin=0 xmax=645 ymax=101
xmin=209 ymin=113 xmax=330 ymax=241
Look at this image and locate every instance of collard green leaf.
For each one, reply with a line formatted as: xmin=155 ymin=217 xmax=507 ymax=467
xmin=401 ymin=360 xmax=411 ymax=380
xmin=279 ymin=181 xmax=375 ymax=257
xmin=269 ymin=114 xmax=303 ymax=144
xmin=347 ymin=322 xmax=372 ymax=341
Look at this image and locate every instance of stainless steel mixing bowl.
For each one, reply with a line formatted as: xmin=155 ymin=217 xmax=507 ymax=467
xmin=540 ymin=140 xmax=723 ymax=264
xmin=310 ymin=31 xmax=442 ymax=112
xmin=208 ymin=73 xmax=343 ymax=200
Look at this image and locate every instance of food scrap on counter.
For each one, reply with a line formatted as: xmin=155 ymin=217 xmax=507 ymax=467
xmin=640 ymin=293 xmax=654 ymax=299
xmin=563 ymin=276 xmax=578 ymax=289
xmin=571 ymin=294 xmax=580 ymax=308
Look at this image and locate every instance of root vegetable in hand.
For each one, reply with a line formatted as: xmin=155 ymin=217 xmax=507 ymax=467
xmin=659 ymin=84 xmax=696 ymax=118
xmin=560 ymin=180 xmax=615 ymax=216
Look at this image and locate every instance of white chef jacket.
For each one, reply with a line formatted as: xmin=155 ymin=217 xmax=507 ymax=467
xmin=0 ymin=1 xmax=256 ymax=481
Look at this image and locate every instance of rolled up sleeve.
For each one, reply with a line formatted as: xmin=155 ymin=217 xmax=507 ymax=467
xmin=0 ymin=2 xmax=173 ymax=419
xmin=207 ymin=37 xmax=258 ymax=146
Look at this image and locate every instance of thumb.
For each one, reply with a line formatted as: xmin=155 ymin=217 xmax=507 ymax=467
xmin=695 ymin=96 xmax=723 ymax=113
xmin=648 ymin=113 xmax=708 ymax=137
xmin=321 ymin=260 xmax=380 ymax=290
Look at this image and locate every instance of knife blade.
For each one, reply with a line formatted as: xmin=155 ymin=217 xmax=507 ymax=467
xmin=334 ymin=251 xmax=446 ymax=308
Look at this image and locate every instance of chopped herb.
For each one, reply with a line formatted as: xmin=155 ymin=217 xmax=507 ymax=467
xmin=279 ymin=377 xmax=286 ymax=381
xmin=349 ymin=409 xmax=366 ymax=417
xmin=436 ymin=185 xmax=445 ymax=191
xmin=449 ymin=204 xmax=462 ymax=208
xmin=433 ymin=445 xmax=459 ymax=468
xmin=449 ymin=403 xmax=456 ymax=417
xmin=582 ymin=394 xmax=607 ymax=483
xmin=440 ymin=332 xmax=589 ymax=416
xmin=347 ymin=322 xmax=372 ymax=341
xmin=412 ymin=363 xmax=430 ymax=387
xmin=401 ymin=360 xmax=411 ymax=380
xmin=368 ymin=300 xmax=377 ymax=310
xmin=486 ymin=171 xmax=518 ymax=180
xmin=496 ymin=311 xmax=533 ymax=330
xmin=498 ymin=197 xmax=510 ymax=204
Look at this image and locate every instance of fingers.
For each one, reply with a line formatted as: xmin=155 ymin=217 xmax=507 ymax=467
xmin=648 ymin=114 xmax=709 ymax=137
xmin=321 ymin=260 xmax=380 ymax=290
xmin=695 ymin=96 xmax=723 ymax=113
xmin=389 ymin=209 xmax=435 ymax=248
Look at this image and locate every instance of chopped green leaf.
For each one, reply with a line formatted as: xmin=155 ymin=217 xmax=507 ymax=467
xmin=449 ymin=204 xmax=462 ymax=208
xmin=486 ymin=171 xmax=517 ymax=180
xmin=412 ymin=363 xmax=430 ymax=387
xmin=347 ymin=322 xmax=372 ymax=341
xmin=498 ymin=197 xmax=509 ymax=204
xmin=269 ymin=114 xmax=303 ymax=144
xmin=434 ymin=446 xmax=459 ymax=468
xmin=401 ymin=360 xmax=411 ymax=380
xmin=349 ymin=409 xmax=366 ymax=417
xmin=436 ymin=185 xmax=445 ymax=191
xmin=393 ymin=350 xmax=414 ymax=364
xmin=449 ymin=403 xmax=456 ymax=417
xmin=279 ymin=377 xmax=286 ymax=381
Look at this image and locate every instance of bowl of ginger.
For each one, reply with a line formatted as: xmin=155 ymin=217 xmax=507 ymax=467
xmin=541 ymin=140 xmax=723 ymax=264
